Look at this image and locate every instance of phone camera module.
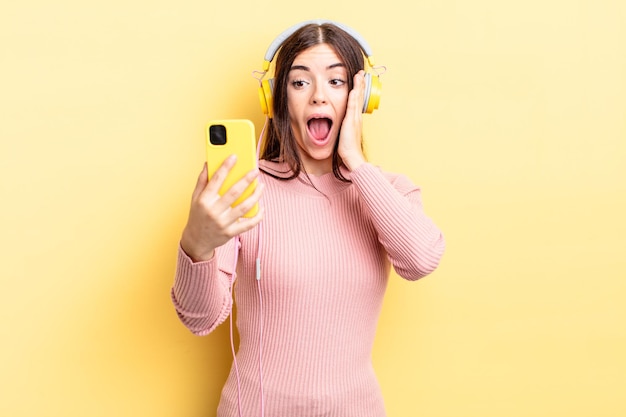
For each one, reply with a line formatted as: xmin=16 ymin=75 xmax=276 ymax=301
xmin=209 ymin=125 xmax=227 ymax=145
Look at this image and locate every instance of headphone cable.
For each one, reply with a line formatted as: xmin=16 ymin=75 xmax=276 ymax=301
xmin=229 ymin=237 xmax=243 ymax=417
xmin=255 ymin=116 xmax=268 ymax=417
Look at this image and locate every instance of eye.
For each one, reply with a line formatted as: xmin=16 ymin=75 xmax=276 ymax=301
xmin=329 ymin=78 xmax=346 ymax=87
xmin=291 ymin=79 xmax=309 ymax=89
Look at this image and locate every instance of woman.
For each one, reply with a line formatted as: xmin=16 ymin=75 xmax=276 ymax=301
xmin=172 ymin=20 xmax=445 ymax=417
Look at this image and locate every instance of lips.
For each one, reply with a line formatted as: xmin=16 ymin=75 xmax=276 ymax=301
xmin=307 ymin=115 xmax=333 ymax=144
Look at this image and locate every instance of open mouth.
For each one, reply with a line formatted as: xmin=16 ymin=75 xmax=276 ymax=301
xmin=307 ymin=116 xmax=333 ymax=142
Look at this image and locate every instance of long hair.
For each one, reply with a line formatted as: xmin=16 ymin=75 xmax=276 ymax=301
xmin=260 ymin=23 xmax=366 ymax=181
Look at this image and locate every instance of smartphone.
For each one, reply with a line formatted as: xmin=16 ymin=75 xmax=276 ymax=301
xmin=205 ymin=119 xmax=259 ymax=218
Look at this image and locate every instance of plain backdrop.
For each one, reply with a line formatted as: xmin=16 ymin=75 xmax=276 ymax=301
xmin=1 ymin=1 xmax=625 ymax=416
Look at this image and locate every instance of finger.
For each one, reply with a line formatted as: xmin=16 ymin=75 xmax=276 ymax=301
xmin=225 ymin=181 xmax=265 ymax=221
xmin=350 ymin=71 xmax=366 ymax=113
xmin=204 ymin=154 xmax=237 ymax=196
xmin=356 ymin=69 xmax=365 ymax=92
xmin=357 ymin=72 xmax=366 ymax=112
xmin=211 ymin=167 xmax=260 ymax=214
xmin=227 ymin=206 xmax=265 ymax=236
xmin=191 ymin=163 xmax=209 ymax=201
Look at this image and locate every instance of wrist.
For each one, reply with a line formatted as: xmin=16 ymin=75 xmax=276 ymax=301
xmin=180 ymin=231 xmax=215 ymax=263
xmin=342 ymin=153 xmax=366 ymax=172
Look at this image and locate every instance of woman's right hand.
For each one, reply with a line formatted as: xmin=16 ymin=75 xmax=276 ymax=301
xmin=180 ymin=155 xmax=264 ymax=262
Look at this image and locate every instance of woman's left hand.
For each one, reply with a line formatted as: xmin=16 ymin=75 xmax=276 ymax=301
xmin=338 ymin=70 xmax=367 ymax=171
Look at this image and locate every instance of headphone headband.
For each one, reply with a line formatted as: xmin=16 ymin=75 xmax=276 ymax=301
xmin=262 ymin=19 xmax=375 ymax=72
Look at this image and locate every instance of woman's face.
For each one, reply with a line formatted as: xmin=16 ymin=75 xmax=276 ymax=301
xmin=287 ymin=43 xmax=349 ymax=175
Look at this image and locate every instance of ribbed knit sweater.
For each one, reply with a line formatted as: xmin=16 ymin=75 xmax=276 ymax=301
xmin=172 ymin=160 xmax=445 ymax=417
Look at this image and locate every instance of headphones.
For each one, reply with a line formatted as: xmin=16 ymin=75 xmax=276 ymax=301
xmin=257 ymin=19 xmax=382 ymax=118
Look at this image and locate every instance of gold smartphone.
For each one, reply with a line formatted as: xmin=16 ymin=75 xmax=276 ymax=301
xmin=205 ymin=119 xmax=259 ymax=218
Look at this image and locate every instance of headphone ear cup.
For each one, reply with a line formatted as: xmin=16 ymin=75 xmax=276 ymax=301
xmin=362 ymin=72 xmax=381 ymax=114
xmin=259 ymin=78 xmax=275 ymax=118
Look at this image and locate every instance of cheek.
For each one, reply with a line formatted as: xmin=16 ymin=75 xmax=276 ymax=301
xmin=287 ymin=107 xmax=304 ymax=145
xmin=335 ymin=100 xmax=348 ymax=122
xmin=332 ymin=90 xmax=349 ymax=115
xmin=287 ymin=107 xmax=300 ymax=133
xmin=287 ymin=97 xmax=306 ymax=129
xmin=286 ymin=93 xmax=299 ymax=120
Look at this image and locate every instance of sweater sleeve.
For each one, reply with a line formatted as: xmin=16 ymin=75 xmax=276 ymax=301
xmin=350 ymin=163 xmax=445 ymax=280
xmin=170 ymin=239 xmax=237 ymax=336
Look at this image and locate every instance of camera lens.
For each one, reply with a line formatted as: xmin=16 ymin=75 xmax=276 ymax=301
xmin=209 ymin=125 xmax=227 ymax=145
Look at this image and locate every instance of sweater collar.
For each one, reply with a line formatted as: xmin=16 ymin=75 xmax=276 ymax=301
xmin=259 ymin=159 xmax=354 ymax=196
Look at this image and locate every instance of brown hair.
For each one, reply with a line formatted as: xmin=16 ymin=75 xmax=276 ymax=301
xmin=260 ymin=23 xmax=366 ymax=181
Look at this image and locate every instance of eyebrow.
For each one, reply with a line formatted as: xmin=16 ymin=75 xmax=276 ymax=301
xmin=290 ymin=63 xmax=346 ymax=72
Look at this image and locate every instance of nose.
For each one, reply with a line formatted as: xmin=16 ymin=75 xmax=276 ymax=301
xmin=311 ymin=82 xmax=327 ymax=105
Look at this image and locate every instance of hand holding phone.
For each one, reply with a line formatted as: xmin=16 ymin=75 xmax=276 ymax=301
xmin=180 ymin=120 xmax=262 ymax=262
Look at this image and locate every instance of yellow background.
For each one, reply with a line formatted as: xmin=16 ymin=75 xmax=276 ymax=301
xmin=1 ymin=1 xmax=625 ymax=416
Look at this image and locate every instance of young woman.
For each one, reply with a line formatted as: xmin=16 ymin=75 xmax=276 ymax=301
xmin=172 ymin=20 xmax=445 ymax=417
